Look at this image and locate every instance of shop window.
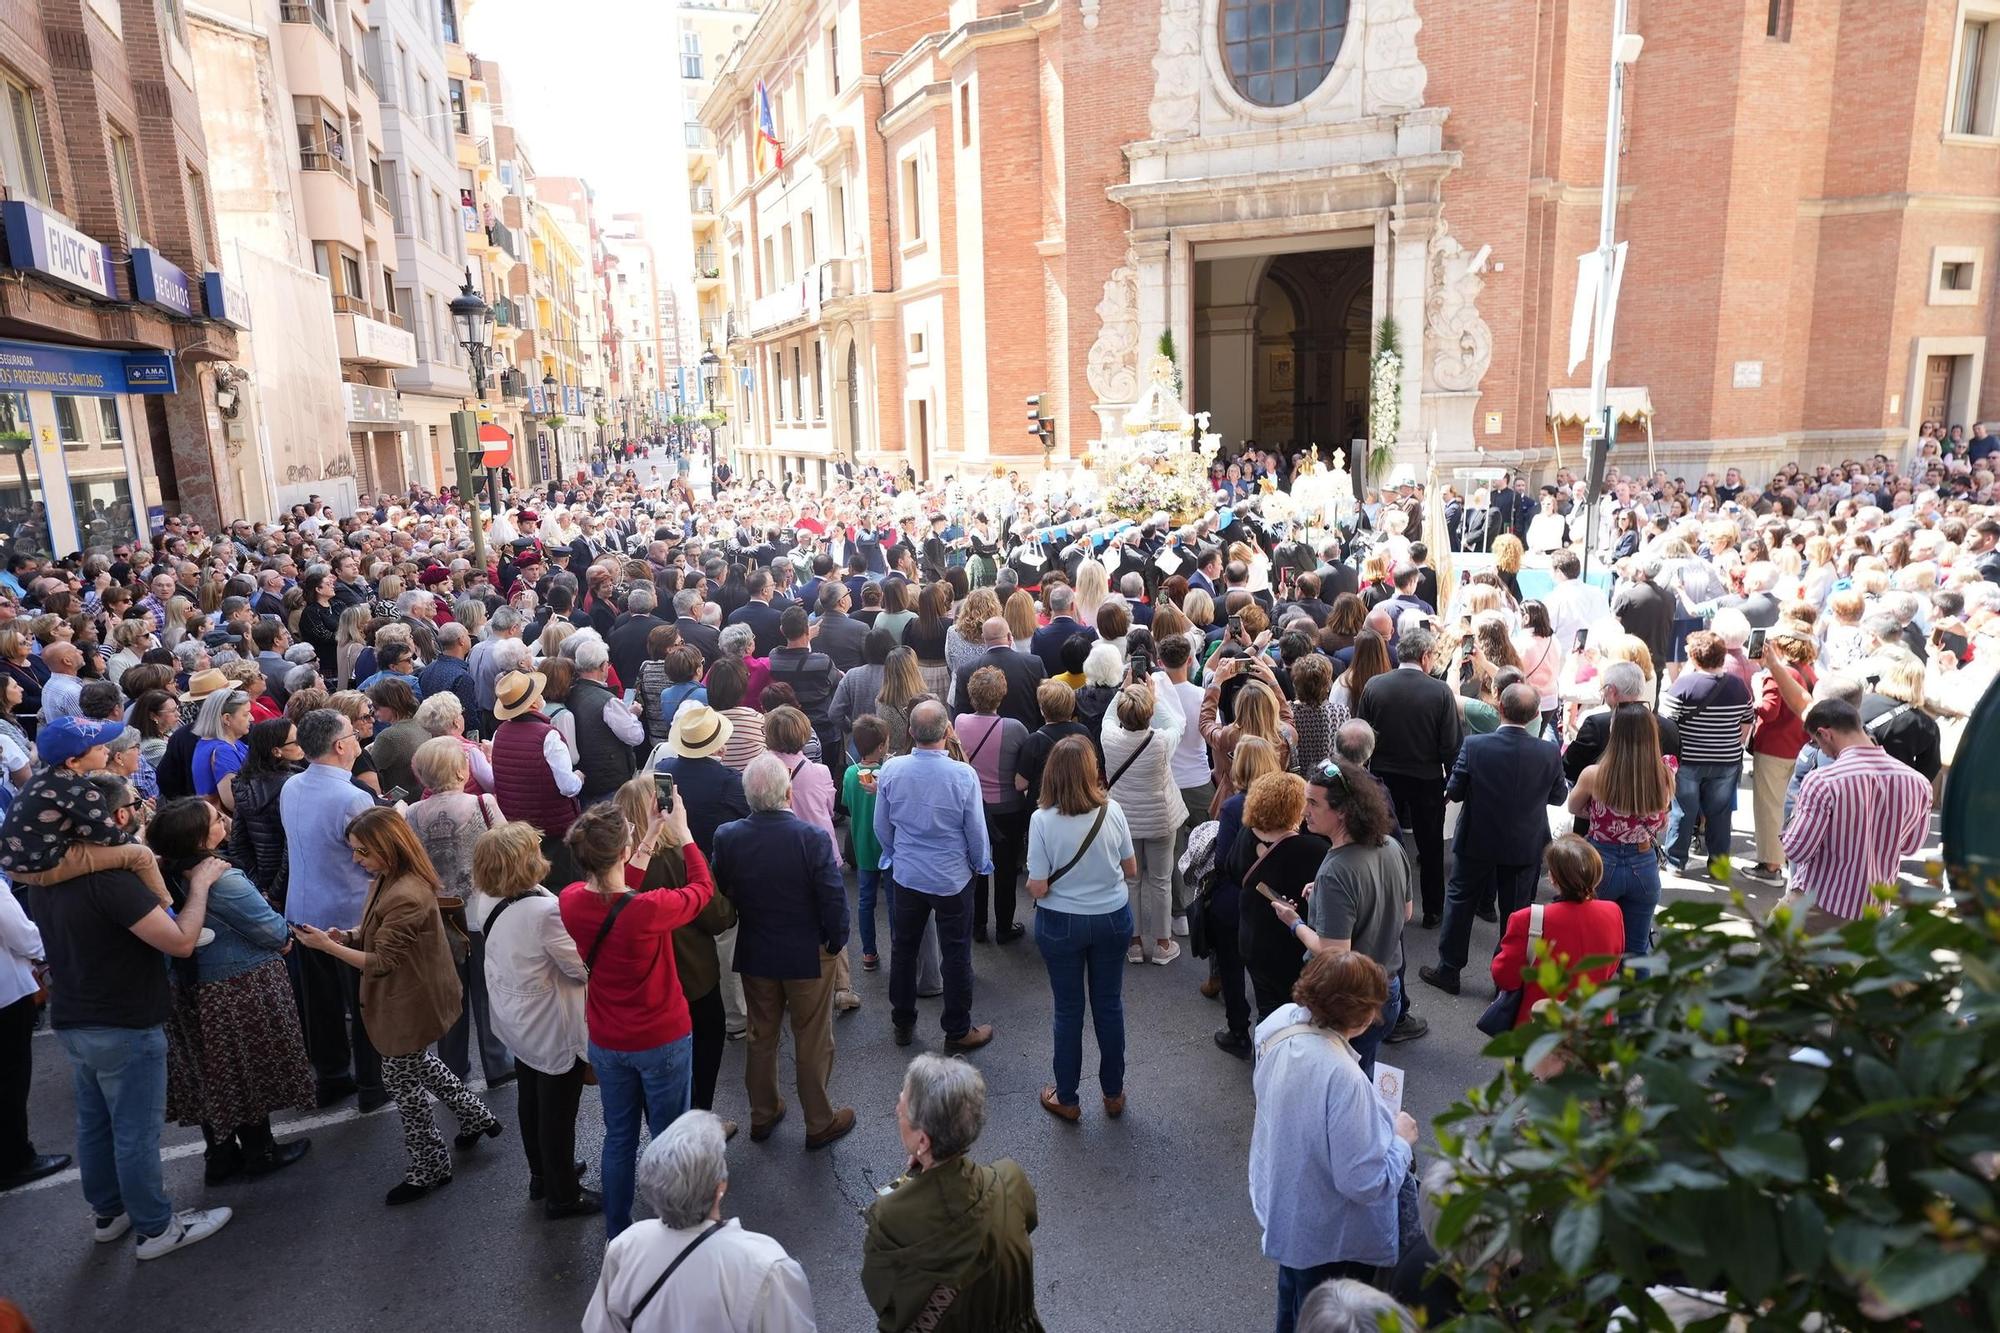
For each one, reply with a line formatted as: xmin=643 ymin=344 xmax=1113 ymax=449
xmin=0 ymin=393 xmax=48 ymax=556
xmin=109 ymin=131 xmax=141 ymax=243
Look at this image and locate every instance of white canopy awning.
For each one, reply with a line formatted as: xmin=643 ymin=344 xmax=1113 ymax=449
xmin=1545 ymin=386 xmax=1654 ymax=426
xmin=1543 ymin=386 xmax=1656 ymax=474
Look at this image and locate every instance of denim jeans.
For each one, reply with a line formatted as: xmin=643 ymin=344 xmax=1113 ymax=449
xmin=440 ymin=933 xmax=514 ymax=1083
xmin=857 ymin=865 xmax=886 ymax=958
xmin=1034 ymin=903 xmax=1132 ymax=1104
xmin=1665 ymin=760 xmax=1738 ymax=868
xmin=1591 ymin=841 xmax=1662 ymax=955
xmin=590 ymin=1034 xmax=693 ymax=1237
xmin=1348 ymin=975 xmax=1402 ymax=1080
xmin=58 ymin=1025 xmax=172 ymax=1237
xmin=1274 ymin=1259 xmax=1379 ymax=1333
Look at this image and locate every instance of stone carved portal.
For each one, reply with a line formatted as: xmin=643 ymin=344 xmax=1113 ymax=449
xmin=1087 ymin=256 xmax=1141 ymax=409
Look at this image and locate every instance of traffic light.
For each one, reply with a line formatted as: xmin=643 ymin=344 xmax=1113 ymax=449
xmin=1026 ymin=394 xmax=1053 ymax=446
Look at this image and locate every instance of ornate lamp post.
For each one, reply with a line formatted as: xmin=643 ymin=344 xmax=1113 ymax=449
xmin=542 ymin=370 xmax=559 ymax=481
xmin=699 ymin=342 xmax=720 ymax=483
xmin=447 ymin=269 xmax=494 ymax=569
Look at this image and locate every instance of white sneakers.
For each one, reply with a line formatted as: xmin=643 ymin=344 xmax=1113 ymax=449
xmin=133 ymin=1207 xmax=233 ymax=1260
xmin=1150 ymin=940 xmax=1183 ymax=966
xmin=1171 ymin=915 xmax=1190 ymax=937
xmin=93 ymin=1212 xmax=131 ymax=1243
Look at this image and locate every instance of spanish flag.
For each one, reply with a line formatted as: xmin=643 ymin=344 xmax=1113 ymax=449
xmin=755 ymin=79 xmax=783 ymax=174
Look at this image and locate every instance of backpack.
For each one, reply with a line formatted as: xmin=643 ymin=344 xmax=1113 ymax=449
xmin=1178 ymin=820 xmax=1221 ymax=958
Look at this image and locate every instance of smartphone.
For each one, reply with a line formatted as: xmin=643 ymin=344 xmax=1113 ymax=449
xmin=653 ymin=770 xmax=677 ymax=809
xmin=1227 ymin=613 xmax=1244 ymax=639
xmin=1573 ymin=627 xmax=1589 ymax=653
xmin=1747 ymin=628 xmax=1767 ymax=660
xmin=1130 ymin=649 xmax=1153 ymax=681
xmin=384 ymin=785 xmax=411 ymax=803
xmin=465 ymin=727 xmax=480 ymax=744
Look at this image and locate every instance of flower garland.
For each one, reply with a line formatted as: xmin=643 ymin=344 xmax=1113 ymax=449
xmin=1368 ymin=315 xmax=1402 ymax=481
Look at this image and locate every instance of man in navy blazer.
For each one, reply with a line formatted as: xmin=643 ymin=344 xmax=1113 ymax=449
xmin=725 ymin=569 xmax=786 ymax=656
xmin=710 ymin=753 xmax=855 ymax=1147
xmin=1420 ymin=684 xmax=1568 ymax=995
xmin=1028 ymin=583 xmax=1095 ymax=675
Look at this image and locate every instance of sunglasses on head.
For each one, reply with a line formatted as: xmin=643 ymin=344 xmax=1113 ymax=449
xmin=1311 ymin=759 xmax=1350 ymax=795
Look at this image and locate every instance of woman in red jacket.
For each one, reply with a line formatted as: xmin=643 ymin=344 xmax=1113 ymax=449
xmin=1491 ymin=836 xmax=1625 ymax=1027
xmin=1745 ymin=628 xmax=1817 ymax=885
xmin=556 ymin=797 xmax=714 ymax=1238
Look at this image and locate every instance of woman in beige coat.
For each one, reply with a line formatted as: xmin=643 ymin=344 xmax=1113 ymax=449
xmin=293 ymin=806 xmax=500 ymax=1205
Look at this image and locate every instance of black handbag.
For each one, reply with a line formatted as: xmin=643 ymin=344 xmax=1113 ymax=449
xmin=1476 ymin=904 xmax=1544 ymax=1037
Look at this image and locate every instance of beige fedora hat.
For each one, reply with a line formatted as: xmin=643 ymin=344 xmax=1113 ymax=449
xmin=493 ymin=669 xmax=548 ymax=721
xmin=669 ymin=703 xmax=734 ymax=759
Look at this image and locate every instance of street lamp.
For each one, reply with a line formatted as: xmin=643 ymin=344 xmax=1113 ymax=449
xmin=699 ymin=342 xmax=720 ymax=482
xmin=447 ymin=269 xmax=495 ymax=568
xmin=593 ymin=385 xmax=607 ymax=470
xmin=542 ymin=370 xmax=560 ymax=481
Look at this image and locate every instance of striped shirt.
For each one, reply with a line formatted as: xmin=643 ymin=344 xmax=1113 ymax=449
xmin=1781 ymin=744 xmax=1932 ymax=921
xmin=1662 ymin=669 xmax=1754 ymax=765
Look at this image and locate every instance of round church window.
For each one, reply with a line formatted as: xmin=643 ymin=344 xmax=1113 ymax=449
xmin=1219 ymin=0 xmax=1351 ymax=107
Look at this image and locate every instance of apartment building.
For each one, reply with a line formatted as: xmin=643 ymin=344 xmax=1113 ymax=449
xmin=368 ymin=0 xmax=473 ymax=493
xmin=603 ymin=212 xmax=668 ymax=440
xmin=0 ymin=0 xmax=244 ymax=548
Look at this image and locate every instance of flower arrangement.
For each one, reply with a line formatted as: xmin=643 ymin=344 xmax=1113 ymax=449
xmin=1096 ymin=429 xmax=1219 ymax=527
xmin=1368 ymin=315 xmax=1402 ymax=481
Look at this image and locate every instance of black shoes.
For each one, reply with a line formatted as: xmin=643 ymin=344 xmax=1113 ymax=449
xmin=1418 ymin=964 xmax=1460 ymax=996
xmin=972 ymin=925 xmax=989 ymax=943
xmin=314 ymin=1077 xmax=356 ymax=1109
xmin=0 ymin=1152 xmax=71 ymax=1191
xmin=1420 ymin=913 xmax=1442 ymax=930
xmin=1213 ymin=1029 xmax=1252 ymax=1059
xmin=995 ymin=923 xmax=1026 ymax=944
xmin=385 ymin=1176 xmax=451 ymax=1206
xmin=529 ymin=1161 xmax=589 ymax=1202
xmin=894 ymin=1025 xmax=913 ymax=1047
xmin=202 ymin=1141 xmax=243 ymax=1186
xmin=241 ymin=1139 xmax=311 ymax=1178
xmin=543 ymin=1188 xmax=602 ymax=1220
xmin=356 ymin=1089 xmax=390 ymax=1114
xmin=454 ymin=1120 xmax=504 ymax=1150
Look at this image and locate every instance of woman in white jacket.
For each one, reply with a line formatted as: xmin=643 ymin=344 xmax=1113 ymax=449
xmin=474 ymin=819 xmax=598 ymax=1220
xmin=1100 ymin=678 xmax=1187 ymax=965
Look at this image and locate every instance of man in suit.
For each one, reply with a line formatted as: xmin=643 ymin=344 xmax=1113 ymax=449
xmin=725 ymin=569 xmax=787 ymax=657
xmin=1354 ymin=626 xmax=1462 ymax=927
xmin=1314 ymin=539 xmax=1361 ymax=601
xmin=250 ymin=620 xmax=295 ymax=706
xmin=1028 ymin=582 xmax=1095 ymax=675
xmin=1419 ymin=685 xmax=1568 ymax=995
xmin=950 ymin=617 xmax=1046 ymax=732
xmin=810 ymin=582 xmax=869 ymax=672
xmin=605 ymin=584 xmax=669 ymax=688
xmin=1611 ymin=557 xmax=1675 ymax=697
xmin=711 ymin=753 xmax=857 ymax=1148
xmin=672 ymin=587 xmax=723 ymax=668
xmin=1277 ymin=570 xmax=1332 ymax=628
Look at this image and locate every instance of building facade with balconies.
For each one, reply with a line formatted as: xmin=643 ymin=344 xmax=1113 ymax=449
xmin=0 ymin=0 xmax=245 ymax=548
xmin=369 ymin=0 xmax=473 ymax=495
xmin=702 ymin=0 xmax=954 ymax=488
xmin=605 ymin=214 xmax=668 ymax=442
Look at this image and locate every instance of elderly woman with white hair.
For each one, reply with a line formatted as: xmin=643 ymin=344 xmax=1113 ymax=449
xmin=862 ymin=1054 xmax=1040 ymax=1332
xmin=582 ymin=1109 xmax=817 ymax=1332
xmin=191 ymin=687 xmax=253 ymax=811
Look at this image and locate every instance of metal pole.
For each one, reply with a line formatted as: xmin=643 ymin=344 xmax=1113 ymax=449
xmin=1582 ymin=0 xmax=1628 ymax=583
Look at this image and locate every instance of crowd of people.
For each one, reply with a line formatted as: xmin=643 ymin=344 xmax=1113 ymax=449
xmin=0 ymin=427 xmax=1986 ymax=1330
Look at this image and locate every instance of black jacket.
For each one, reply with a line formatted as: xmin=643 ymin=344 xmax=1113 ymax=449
xmin=606 ymin=612 xmax=668 ymax=689
xmin=1355 ymin=667 xmax=1463 ymax=781
xmin=726 ymin=599 xmax=785 ymax=657
xmin=675 ymin=616 xmax=723 ymax=668
xmin=813 ymin=609 xmax=870 ymax=672
xmin=228 ymin=766 xmax=299 ymax=908
xmin=950 ymin=646 xmax=1047 ymax=733
xmin=1446 ymin=726 xmax=1567 ymax=864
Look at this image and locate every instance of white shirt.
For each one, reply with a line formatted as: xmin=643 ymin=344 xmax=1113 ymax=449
xmin=543 ymin=729 xmax=583 ymax=797
xmin=1542 ymin=575 xmax=1612 ymax=648
xmin=1155 ymin=674 xmax=1212 ymax=788
xmin=584 ymin=1218 xmax=816 ymax=1333
xmin=480 ymin=892 xmax=586 ymax=1075
xmin=0 ymin=874 xmax=44 ymax=1009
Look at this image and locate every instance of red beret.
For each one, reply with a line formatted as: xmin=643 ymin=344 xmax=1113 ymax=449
xmin=419 ymin=567 xmax=451 ymax=586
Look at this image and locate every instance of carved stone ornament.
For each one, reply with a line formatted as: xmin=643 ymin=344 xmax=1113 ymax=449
xmin=1426 ymin=216 xmax=1494 ymax=394
xmin=1363 ymin=0 xmax=1427 ymax=113
xmin=1087 ymin=257 xmax=1141 ymax=404
xmin=1149 ymin=0 xmax=1202 ymax=139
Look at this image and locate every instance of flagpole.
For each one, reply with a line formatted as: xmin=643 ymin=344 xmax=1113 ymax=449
xmin=1582 ymin=0 xmax=1637 ymax=581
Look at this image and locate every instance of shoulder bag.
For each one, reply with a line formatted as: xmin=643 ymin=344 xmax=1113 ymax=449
xmin=584 ymin=893 xmax=637 ymax=975
xmin=629 ymin=1218 xmax=727 ymax=1322
xmin=1105 ymin=730 xmax=1154 ymax=789
xmin=1045 ymin=804 xmax=1110 ymax=888
xmin=1476 ymin=903 xmax=1546 ymax=1037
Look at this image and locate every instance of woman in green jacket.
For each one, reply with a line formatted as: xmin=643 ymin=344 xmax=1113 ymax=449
xmin=862 ymin=1054 xmax=1043 ymax=1333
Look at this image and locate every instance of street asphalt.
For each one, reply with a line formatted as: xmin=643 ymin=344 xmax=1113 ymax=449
xmin=1 ymin=789 xmax=1859 ymax=1333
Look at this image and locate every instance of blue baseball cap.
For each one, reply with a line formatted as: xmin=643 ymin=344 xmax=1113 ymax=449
xmin=38 ymin=716 xmax=124 ymax=767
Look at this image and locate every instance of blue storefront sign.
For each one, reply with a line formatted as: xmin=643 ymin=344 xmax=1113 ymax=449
xmin=130 ymin=247 xmax=195 ymax=318
xmin=528 ymin=384 xmax=545 ymax=414
xmin=2 ymin=201 xmax=116 ymax=300
xmin=0 ymin=337 xmax=177 ymax=396
xmin=202 ymin=270 xmax=252 ymax=330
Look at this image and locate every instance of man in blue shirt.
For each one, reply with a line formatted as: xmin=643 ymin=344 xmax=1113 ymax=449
xmin=875 ymin=700 xmax=995 ymax=1052
xmin=282 ymin=708 xmax=385 ymax=1111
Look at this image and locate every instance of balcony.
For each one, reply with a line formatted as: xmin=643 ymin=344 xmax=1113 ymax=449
xmin=373 ymin=186 xmax=391 ymax=215
xmin=689 ymin=186 xmax=715 ymax=218
xmin=280 ymin=0 xmax=332 ymax=38
xmin=699 ymin=317 xmax=723 ymax=347
xmin=748 ymin=269 xmax=822 ymax=336
xmin=336 ymin=309 xmax=417 ymax=368
xmin=499 ymin=367 xmax=528 ymax=401
xmin=340 ymin=44 xmax=357 ymax=94
xmin=819 ymin=256 xmax=856 ymax=301
xmin=683 ymin=124 xmax=714 ymax=155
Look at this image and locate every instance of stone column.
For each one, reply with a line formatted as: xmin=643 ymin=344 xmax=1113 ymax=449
xmin=1196 ymin=302 xmax=1259 ymax=448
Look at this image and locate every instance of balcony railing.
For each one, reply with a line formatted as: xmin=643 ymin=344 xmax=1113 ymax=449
xmin=689 ymin=186 xmax=715 ymax=214
xmin=694 ymin=247 xmax=717 ymax=275
xmin=279 ymin=0 xmax=332 ymax=38
xmin=381 ymin=309 xmax=407 ymax=330
xmin=300 ymin=150 xmax=353 ymax=182
xmin=331 ymin=293 xmax=368 ymax=315
xmin=373 ymin=186 xmax=391 ymax=215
